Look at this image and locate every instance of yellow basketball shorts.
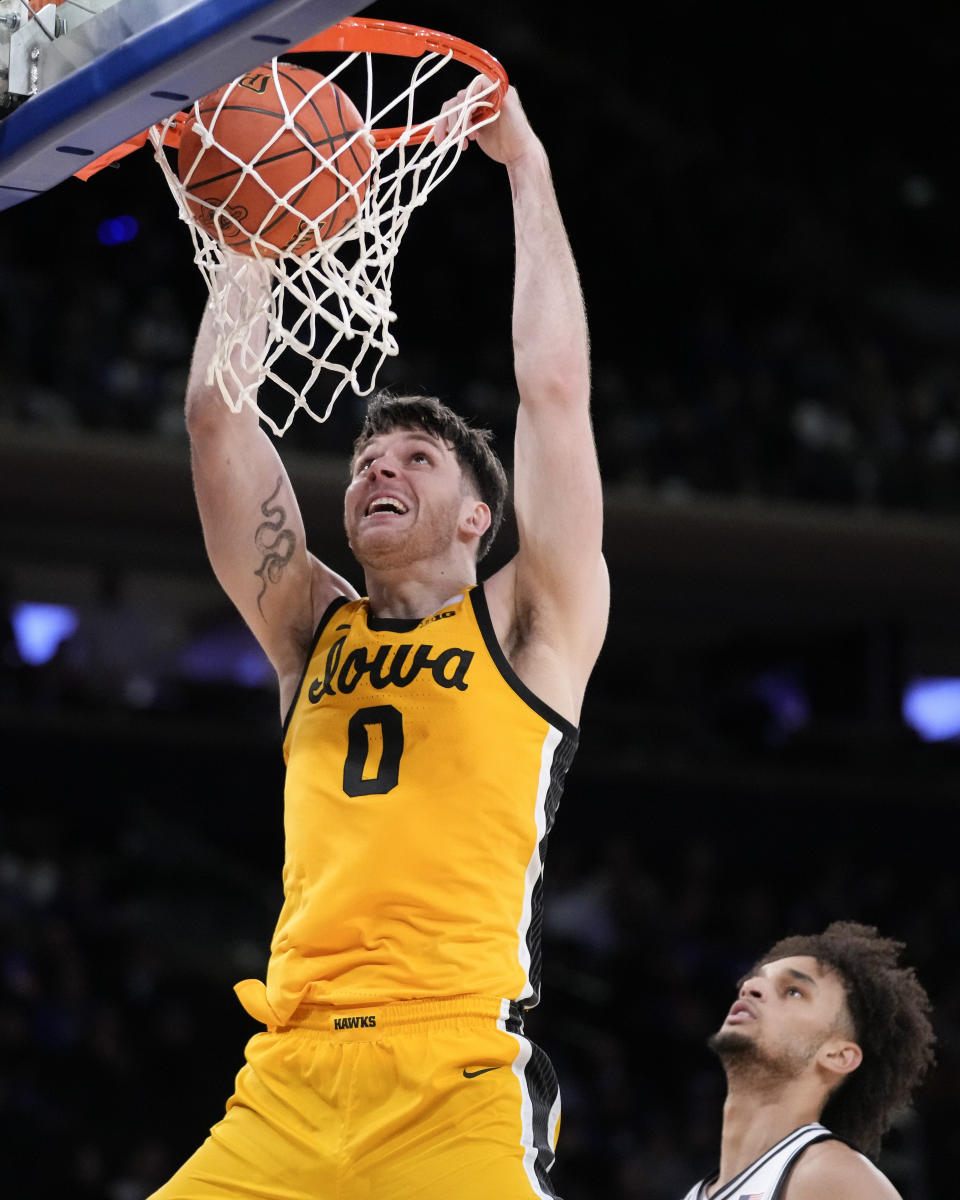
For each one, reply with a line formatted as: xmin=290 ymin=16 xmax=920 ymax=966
xmin=148 ymin=995 xmax=562 ymax=1200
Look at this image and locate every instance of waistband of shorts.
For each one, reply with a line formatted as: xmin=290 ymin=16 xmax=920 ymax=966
xmin=266 ymin=995 xmax=523 ymax=1040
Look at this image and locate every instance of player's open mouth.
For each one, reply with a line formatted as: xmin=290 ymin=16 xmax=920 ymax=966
xmin=726 ymin=1000 xmax=757 ymax=1023
xmin=366 ymin=496 xmax=409 ymax=516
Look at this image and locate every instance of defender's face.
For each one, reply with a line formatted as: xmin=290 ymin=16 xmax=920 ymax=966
xmin=716 ymin=955 xmax=853 ymax=1060
xmin=344 ymin=427 xmax=472 ymax=568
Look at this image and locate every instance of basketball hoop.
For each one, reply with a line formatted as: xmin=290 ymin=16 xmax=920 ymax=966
xmin=144 ymin=18 xmax=508 ymax=437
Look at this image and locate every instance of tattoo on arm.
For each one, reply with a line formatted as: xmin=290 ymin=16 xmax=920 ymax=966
xmin=254 ymin=477 xmax=297 ymax=617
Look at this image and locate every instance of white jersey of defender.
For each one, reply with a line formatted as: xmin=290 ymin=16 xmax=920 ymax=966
xmin=681 ymin=1123 xmax=834 ymax=1200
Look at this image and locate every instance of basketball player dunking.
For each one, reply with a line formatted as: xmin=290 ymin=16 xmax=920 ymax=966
xmin=149 ymin=82 xmax=608 ymax=1200
xmin=681 ymin=922 xmax=935 ymax=1200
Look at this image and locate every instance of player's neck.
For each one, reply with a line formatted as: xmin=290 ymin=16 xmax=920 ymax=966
xmin=712 ymin=1082 xmax=824 ymax=1195
xmin=364 ymin=563 xmax=477 ymax=620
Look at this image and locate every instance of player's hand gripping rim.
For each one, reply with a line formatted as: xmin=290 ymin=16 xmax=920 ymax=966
xmin=434 ymin=79 xmax=541 ymax=170
xmin=433 ymin=74 xmax=504 ymax=150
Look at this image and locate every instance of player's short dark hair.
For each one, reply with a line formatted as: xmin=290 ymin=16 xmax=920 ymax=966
xmin=756 ymin=921 xmax=936 ymax=1161
xmin=352 ymin=391 xmax=508 ymax=560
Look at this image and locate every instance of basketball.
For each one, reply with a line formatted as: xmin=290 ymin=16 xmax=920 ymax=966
xmin=177 ymin=64 xmax=372 ymax=256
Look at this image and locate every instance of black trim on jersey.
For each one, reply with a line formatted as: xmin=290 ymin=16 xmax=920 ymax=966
xmin=505 ymin=1002 xmax=525 ymax=1036
xmin=365 ymin=612 xmax=423 ymax=632
xmin=699 ymin=1125 xmax=834 ymax=1200
xmin=280 ymin=594 xmax=352 ymax=740
xmin=768 ymin=1129 xmax=854 ymax=1199
xmin=523 ymin=731 xmax=578 ymax=1007
xmin=468 ymin=584 xmax=580 ymax=742
xmin=467 ymin=578 xmax=581 ymax=1010
xmin=769 ymin=1139 xmax=831 ymax=1200
xmin=521 ymin=1038 xmax=562 ymax=1197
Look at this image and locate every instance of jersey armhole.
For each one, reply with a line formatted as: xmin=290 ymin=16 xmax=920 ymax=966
xmin=770 ymin=1132 xmax=837 ymax=1200
xmin=469 ymin=583 xmax=579 ymax=742
xmin=280 ymin=594 xmax=352 ymax=740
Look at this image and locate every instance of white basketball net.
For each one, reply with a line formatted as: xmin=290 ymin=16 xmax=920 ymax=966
xmin=151 ymin=50 xmax=502 ymax=437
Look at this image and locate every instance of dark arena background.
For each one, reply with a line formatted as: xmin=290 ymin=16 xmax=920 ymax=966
xmin=3 ymin=4 xmax=960 ymax=1197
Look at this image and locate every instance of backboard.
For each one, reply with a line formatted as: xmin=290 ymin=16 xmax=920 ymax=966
xmin=0 ymin=0 xmax=369 ymax=211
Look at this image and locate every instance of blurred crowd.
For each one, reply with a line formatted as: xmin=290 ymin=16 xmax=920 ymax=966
xmin=5 ymin=256 xmax=960 ymax=519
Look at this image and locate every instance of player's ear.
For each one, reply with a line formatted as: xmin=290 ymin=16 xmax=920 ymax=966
xmin=817 ymin=1037 xmax=862 ymax=1080
xmin=461 ymin=498 xmax=491 ymax=541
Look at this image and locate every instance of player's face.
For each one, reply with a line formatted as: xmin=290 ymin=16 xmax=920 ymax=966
xmin=344 ymin=427 xmax=481 ymax=570
xmin=710 ymin=955 xmax=854 ymax=1076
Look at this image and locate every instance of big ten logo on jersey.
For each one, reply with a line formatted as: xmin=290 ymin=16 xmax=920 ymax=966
xmin=418 ymin=609 xmax=456 ymax=627
xmin=307 ymin=626 xmax=474 ymax=703
xmin=239 ymin=71 xmax=272 ymax=94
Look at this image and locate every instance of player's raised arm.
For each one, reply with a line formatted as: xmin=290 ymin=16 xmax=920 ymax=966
xmin=444 ymin=85 xmax=608 ymax=718
xmin=185 ymin=256 xmax=356 ymax=705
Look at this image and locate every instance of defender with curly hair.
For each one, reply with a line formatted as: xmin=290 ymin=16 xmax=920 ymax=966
xmin=681 ymin=921 xmax=936 ymax=1200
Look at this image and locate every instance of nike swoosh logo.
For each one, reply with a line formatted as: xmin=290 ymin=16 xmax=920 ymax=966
xmin=462 ymin=1066 xmax=503 ymax=1079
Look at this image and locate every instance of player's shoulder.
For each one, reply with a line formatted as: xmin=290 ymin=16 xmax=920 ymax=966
xmin=787 ymin=1137 xmax=902 ymax=1199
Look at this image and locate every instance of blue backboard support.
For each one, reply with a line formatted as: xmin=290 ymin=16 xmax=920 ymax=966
xmin=0 ymin=0 xmax=368 ymax=211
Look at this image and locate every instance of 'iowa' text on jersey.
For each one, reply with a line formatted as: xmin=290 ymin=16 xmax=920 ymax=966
xmin=308 ymin=634 xmax=475 ymax=701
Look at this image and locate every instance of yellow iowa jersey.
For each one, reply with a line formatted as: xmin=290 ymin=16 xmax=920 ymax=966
xmin=235 ymin=584 xmax=579 ymax=1025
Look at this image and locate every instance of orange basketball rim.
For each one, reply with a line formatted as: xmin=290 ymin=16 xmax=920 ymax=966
xmin=73 ymin=17 xmax=509 ymax=181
